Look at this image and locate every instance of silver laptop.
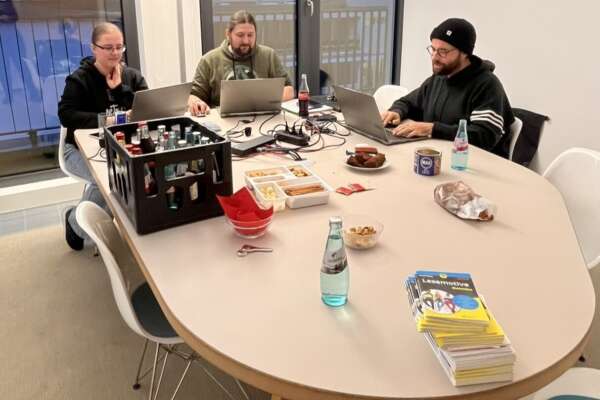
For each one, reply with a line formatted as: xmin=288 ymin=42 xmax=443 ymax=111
xmin=219 ymin=78 xmax=284 ymax=117
xmin=129 ymin=82 xmax=192 ymax=122
xmin=334 ymin=85 xmax=427 ymax=145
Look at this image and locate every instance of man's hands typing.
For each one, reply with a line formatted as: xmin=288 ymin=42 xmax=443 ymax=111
xmin=187 ymin=94 xmax=210 ymax=116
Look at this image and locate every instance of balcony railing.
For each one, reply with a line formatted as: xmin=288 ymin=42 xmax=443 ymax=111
xmin=212 ymin=1 xmax=393 ymax=94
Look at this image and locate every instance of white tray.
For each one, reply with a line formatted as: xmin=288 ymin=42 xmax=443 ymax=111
xmin=244 ymin=163 xmax=331 ymax=210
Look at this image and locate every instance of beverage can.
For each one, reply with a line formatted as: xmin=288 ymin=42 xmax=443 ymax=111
xmin=414 ymin=147 xmax=441 ymax=176
xmin=115 ymin=111 xmax=127 ymax=124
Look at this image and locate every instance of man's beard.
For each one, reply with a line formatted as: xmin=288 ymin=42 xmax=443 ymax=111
xmin=432 ymin=58 xmax=461 ymax=76
xmin=232 ymin=44 xmax=253 ymax=58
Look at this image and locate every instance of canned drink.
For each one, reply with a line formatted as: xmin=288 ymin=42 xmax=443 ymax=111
xmin=414 ymin=147 xmax=441 ymax=176
xmin=115 ymin=111 xmax=127 ymax=124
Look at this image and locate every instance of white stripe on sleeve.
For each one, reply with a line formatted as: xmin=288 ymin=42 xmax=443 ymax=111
xmin=470 ymin=115 xmax=505 ymax=134
xmin=471 ymin=109 xmax=504 ymax=126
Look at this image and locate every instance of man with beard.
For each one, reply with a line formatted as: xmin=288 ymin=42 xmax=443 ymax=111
xmin=381 ymin=18 xmax=514 ymax=155
xmin=188 ymin=10 xmax=294 ymax=115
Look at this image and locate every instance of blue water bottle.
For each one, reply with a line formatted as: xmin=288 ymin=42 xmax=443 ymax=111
xmin=451 ymin=119 xmax=469 ymax=170
xmin=320 ymin=216 xmax=349 ymax=307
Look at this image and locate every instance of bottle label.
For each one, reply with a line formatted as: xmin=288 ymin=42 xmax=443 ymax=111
xmin=453 ymin=138 xmax=468 ymax=152
xmin=322 ymin=250 xmax=347 ymax=274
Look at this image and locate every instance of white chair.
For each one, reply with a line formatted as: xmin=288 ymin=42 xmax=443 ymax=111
xmin=531 ymin=367 xmax=600 ymax=399
xmin=532 ymin=148 xmax=600 ymax=399
xmin=508 ymin=117 xmax=523 ymax=161
xmin=543 ymin=148 xmax=600 ymax=269
xmin=58 ymin=125 xmax=90 ymax=184
xmin=373 ymin=84 xmax=409 ymax=113
xmin=75 ymin=201 xmax=241 ymax=400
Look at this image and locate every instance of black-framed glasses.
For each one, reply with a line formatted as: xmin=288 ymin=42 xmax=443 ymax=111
xmin=426 ymin=45 xmax=457 ymax=58
xmin=93 ymin=43 xmax=126 ymax=53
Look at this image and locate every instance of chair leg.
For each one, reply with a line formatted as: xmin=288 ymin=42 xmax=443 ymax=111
xmin=196 ymin=361 xmax=237 ymax=400
xmin=148 ymin=342 xmax=160 ymax=400
xmin=152 ymin=346 xmax=170 ymax=400
xmin=169 ymin=359 xmax=193 ymax=400
xmin=235 ymin=378 xmax=251 ymax=400
xmin=133 ymin=339 xmax=149 ymax=390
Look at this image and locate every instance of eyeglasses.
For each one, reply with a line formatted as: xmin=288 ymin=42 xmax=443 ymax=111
xmin=93 ymin=43 xmax=126 ymax=53
xmin=426 ymin=45 xmax=457 ymax=58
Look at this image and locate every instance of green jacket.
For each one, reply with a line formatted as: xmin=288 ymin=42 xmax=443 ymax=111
xmin=191 ymin=39 xmax=292 ymax=106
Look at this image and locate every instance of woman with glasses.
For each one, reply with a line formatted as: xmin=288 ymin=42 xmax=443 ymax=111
xmin=58 ymin=22 xmax=148 ymax=251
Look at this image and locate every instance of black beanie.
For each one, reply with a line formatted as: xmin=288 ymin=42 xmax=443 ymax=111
xmin=430 ymin=18 xmax=476 ymax=55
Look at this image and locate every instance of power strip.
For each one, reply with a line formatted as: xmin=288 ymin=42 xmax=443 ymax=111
xmin=274 ymin=131 xmax=310 ymax=146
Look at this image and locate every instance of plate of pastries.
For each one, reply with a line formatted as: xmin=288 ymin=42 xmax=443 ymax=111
xmin=345 ymin=144 xmax=389 ymax=171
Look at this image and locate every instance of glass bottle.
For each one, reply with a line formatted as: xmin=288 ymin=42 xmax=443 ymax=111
xmin=451 ymin=119 xmax=469 ymax=171
xmin=139 ymin=123 xmax=155 ymax=154
xmin=320 ymin=216 xmax=349 ymax=307
xmin=298 ymin=73 xmax=310 ymax=118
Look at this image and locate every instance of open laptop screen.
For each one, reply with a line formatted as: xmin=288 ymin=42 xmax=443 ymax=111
xmin=129 ymin=82 xmax=192 ymax=122
xmin=219 ymin=78 xmax=284 ymax=117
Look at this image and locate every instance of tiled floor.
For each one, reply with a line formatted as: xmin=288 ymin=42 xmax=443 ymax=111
xmin=0 ymin=200 xmax=78 ymax=236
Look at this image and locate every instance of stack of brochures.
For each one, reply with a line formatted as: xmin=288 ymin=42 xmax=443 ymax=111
xmin=405 ymin=271 xmax=516 ymax=386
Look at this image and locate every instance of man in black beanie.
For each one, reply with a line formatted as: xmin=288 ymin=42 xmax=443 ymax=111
xmin=382 ymin=18 xmax=514 ymax=156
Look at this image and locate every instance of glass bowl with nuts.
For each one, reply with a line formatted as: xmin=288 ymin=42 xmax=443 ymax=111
xmin=342 ymin=215 xmax=384 ymax=250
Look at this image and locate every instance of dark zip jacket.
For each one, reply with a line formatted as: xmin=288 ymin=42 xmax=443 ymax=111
xmin=58 ymin=56 xmax=148 ymax=148
xmin=389 ymin=55 xmax=514 ymax=157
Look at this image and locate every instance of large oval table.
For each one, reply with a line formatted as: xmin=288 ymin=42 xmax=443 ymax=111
xmin=76 ymin=113 xmax=595 ymax=400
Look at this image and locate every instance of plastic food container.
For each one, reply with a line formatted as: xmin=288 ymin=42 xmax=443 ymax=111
xmin=342 ymin=215 xmax=384 ymax=249
xmin=244 ymin=164 xmax=331 ymax=210
xmin=244 ymin=167 xmax=288 ymax=187
xmin=287 ymin=165 xmax=312 ymax=178
xmin=253 ymin=182 xmax=287 ymax=212
xmin=277 ymin=177 xmax=329 ymax=208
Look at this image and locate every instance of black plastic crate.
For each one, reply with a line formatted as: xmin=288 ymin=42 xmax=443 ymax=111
xmin=104 ymin=116 xmax=233 ymax=234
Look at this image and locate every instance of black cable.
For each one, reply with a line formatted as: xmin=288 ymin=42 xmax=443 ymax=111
xmin=88 ymin=147 xmax=107 ymax=162
xmin=258 ymin=112 xmax=280 ymax=135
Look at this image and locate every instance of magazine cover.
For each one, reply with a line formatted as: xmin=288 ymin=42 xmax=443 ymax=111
xmin=415 ymin=271 xmax=489 ymax=326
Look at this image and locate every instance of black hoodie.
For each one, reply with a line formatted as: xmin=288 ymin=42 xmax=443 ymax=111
xmin=58 ymin=56 xmax=148 ymax=148
xmin=389 ymin=55 xmax=514 ymax=157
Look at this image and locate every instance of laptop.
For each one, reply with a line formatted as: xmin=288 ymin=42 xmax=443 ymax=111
xmin=219 ymin=78 xmax=284 ymax=117
xmin=129 ymin=82 xmax=193 ymax=122
xmin=334 ymin=85 xmax=427 ymax=145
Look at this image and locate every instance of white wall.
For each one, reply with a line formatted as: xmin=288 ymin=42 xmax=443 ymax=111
xmin=135 ymin=0 xmax=202 ymax=88
xmin=401 ymin=0 xmax=600 ymax=172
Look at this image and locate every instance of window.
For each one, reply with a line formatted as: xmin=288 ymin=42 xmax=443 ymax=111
xmin=0 ymin=0 xmax=138 ymax=178
xmin=200 ymin=0 xmax=402 ymax=94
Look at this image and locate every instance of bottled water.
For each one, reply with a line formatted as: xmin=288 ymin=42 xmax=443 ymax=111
xmin=451 ymin=119 xmax=469 ymax=171
xmin=320 ymin=216 xmax=349 ymax=307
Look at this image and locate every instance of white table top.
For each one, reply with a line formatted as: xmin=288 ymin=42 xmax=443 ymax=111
xmin=76 ymin=112 xmax=595 ymax=400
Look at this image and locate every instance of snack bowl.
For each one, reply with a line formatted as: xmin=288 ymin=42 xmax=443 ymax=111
xmin=225 ymin=216 xmax=273 ymax=239
xmin=342 ymin=215 xmax=384 ymax=249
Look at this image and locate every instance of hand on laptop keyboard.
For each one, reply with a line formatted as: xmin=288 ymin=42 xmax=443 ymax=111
xmin=188 ymin=94 xmax=210 ymax=116
xmin=390 ymin=120 xmax=433 ymax=138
